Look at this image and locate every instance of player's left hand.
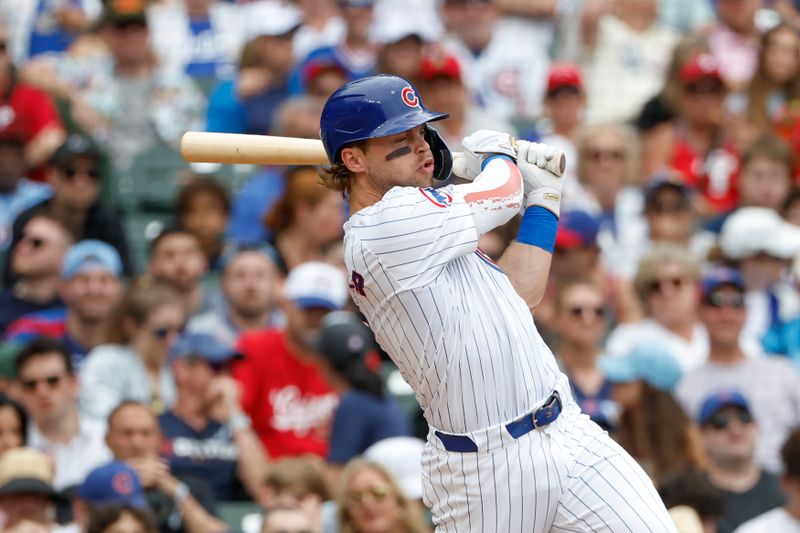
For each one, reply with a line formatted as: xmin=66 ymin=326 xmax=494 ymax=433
xmin=452 ymin=130 xmax=517 ymax=180
xmin=516 ymin=140 xmax=564 ymax=217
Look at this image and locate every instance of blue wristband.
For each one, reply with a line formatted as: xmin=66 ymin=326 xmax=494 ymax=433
xmin=517 ymin=206 xmax=558 ymax=253
xmin=481 ymin=154 xmax=515 ymax=170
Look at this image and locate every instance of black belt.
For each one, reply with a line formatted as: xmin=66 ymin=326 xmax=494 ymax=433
xmin=435 ymin=391 xmax=563 ymax=453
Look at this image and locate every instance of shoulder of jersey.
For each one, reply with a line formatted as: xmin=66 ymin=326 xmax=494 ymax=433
xmin=349 ymin=185 xmax=449 ymax=228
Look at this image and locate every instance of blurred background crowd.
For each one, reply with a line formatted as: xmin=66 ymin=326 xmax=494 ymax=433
xmin=3 ymin=0 xmax=800 ymax=532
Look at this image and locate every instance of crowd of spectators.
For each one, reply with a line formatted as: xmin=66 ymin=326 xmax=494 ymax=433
xmin=2 ymin=0 xmax=800 ymax=532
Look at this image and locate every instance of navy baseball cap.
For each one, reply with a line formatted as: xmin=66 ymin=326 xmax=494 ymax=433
xmin=555 ymin=210 xmax=599 ymax=250
xmin=316 ymin=311 xmax=374 ymax=366
xmin=599 ymin=344 xmax=683 ymax=391
xmin=698 ymin=390 xmax=751 ymax=425
xmin=78 ymin=462 xmax=148 ymax=509
xmin=61 ymin=240 xmax=123 ymax=280
xmin=51 ymin=133 xmax=101 ymax=168
xmin=644 ymin=175 xmax=690 ymax=205
xmin=700 ymin=266 xmax=745 ymax=298
xmin=170 ymin=332 xmax=242 ymax=366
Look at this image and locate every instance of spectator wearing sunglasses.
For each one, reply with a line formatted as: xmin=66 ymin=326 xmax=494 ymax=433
xmin=5 ymin=240 xmax=124 ymax=370
xmin=3 ymin=133 xmax=133 ymax=285
xmin=79 ymin=280 xmax=185 ymax=423
xmin=676 ymin=267 xmax=800 ymax=474
xmin=0 ymin=212 xmax=73 ymax=335
xmin=606 ymin=243 xmax=707 ymax=372
xmin=13 ymin=336 xmax=111 ymax=490
xmin=697 ymin=390 xmax=786 ymax=533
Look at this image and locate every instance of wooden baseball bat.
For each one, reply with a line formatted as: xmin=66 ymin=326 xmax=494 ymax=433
xmin=180 ymin=131 xmax=566 ymax=176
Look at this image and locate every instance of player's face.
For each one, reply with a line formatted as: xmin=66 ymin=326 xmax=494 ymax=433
xmin=359 ymin=125 xmax=436 ymax=192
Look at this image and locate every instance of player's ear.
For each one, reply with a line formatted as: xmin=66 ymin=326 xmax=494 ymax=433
xmin=341 ymin=146 xmax=367 ymax=174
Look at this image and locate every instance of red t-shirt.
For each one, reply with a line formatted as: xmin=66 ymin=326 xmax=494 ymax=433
xmin=2 ymin=82 xmax=64 ymax=181
xmin=671 ymin=137 xmax=740 ymax=214
xmin=234 ymin=329 xmax=339 ymax=459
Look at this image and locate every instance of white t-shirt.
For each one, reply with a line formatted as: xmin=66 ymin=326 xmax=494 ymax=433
xmin=605 ymin=319 xmax=709 ymax=372
xmin=735 ymin=508 xmax=800 ymax=533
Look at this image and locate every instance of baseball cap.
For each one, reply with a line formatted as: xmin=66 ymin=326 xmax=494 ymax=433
xmin=78 ymin=462 xmax=147 ymax=509
xmin=419 ymin=54 xmax=462 ymax=82
xmin=555 ymin=210 xmax=599 ymax=250
xmin=316 ymin=311 xmax=374 ymax=366
xmin=0 ymin=448 xmax=62 ymax=501
xmin=700 ymin=266 xmax=745 ymax=298
xmin=244 ymin=1 xmax=302 ymax=39
xmin=697 ymin=390 xmax=750 ymax=425
xmin=283 ymin=262 xmax=348 ymax=310
xmin=98 ymin=0 xmax=147 ymax=27
xmin=170 ymin=332 xmax=243 ymax=366
xmin=679 ymin=53 xmax=722 ymax=85
xmin=364 ymin=437 xmax=425 ymax=500
xmin=719 ymin=207 xmax=800 ymax=260
xmin=51 ymin=133 xmax=101 ymax=168
xmin=643 ymin=176 xmax=690 ymax=206
xmin=61 ymin=240 xmax=122 ymax=280
xmin=303 ymin=58 xmax=349 ymax=88
xmin=547 ymin=63 xmax=583 ymax=96
xmin=599 ymin=344 xmax=683 ymax=391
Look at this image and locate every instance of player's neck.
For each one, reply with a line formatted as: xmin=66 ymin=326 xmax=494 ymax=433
xmin=349 ymin=179 xmax=386 ymax=215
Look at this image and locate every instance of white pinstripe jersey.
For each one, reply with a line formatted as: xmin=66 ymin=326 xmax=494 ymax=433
xmin=344 ymin=184 xmax=564 ymax=433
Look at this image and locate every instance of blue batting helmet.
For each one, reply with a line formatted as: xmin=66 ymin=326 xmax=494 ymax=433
xmin=320 ymin=75 xmax=453 ymax=180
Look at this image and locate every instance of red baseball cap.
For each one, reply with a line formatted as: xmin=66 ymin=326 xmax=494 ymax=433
xmin=419 ymin=54 xmax=462 ymax=82
xmin=547 ymin=63 xmax=583 ymax=95
xmin=679 ymin=53 xmax=722 ymax=85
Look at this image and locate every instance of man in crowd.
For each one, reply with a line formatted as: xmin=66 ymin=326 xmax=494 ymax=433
xmin=0 ymin=447 xmax=65 ymax=533
xmin=148 ymin=228 xmax=221 ymax=318
xmin=105 ymin=400 xmax=228 ymax=533
xmin=188 ymin=245 xmax=282 ymax=346
xmin=698 ymin=391 xmax=785 ymax=532
xmin=13 ymin=337 xmax=111 ymax=490
xmin=4 ymin=133 xmax=133 ymax=283
xmin=0 ymin=213 xmax=73 ymax=334
xmin=161 ymin=332 xmax=268 ymax=502
xmin=676 ymin=266 xmax=800 ymax=473
xmin=235 ymin=261 xmax=345 ymax=459
xmin=5 ymin=240 xmax=124 ymax=368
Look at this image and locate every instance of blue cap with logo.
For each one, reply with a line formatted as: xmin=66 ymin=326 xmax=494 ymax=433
xmin=698 ymin=390 xmax=751 ymax=425
xmin=700 ymin=266 xmax=745 ymax=298
xmin=61 ymin=240 xmax=122 ymax=280
xmin=78 ymin=461 xmax=147 ymax=509
xmin=599 ymin=344 xmax=683 ymax=391
xmin=170 ymin=332 xmax=242 ymax=366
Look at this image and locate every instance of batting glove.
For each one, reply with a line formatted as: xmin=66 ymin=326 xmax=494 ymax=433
xmin=517 ymin=140 xmax=564 ymax=217
xmin=451 ymin=130 xmax=517 ymax=181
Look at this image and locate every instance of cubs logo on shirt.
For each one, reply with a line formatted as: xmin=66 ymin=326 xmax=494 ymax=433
xmin=420 ymin=187 xmax=452 ymax=207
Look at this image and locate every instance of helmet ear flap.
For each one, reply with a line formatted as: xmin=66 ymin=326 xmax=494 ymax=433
xmin=424 ymin=125 xmax=452 ymax=181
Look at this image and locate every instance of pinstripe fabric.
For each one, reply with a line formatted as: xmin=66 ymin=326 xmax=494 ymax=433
xmin=345 ymin=185 xmax=676 ymax=532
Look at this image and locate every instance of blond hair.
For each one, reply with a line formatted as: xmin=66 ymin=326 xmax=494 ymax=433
xmin=633 ymin=243 xmax=701 ymax=309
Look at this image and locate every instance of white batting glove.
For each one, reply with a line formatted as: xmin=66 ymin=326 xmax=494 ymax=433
xmin=451 ymin=130 xmax=516 ymax=181
xmin=516 ymin=140 xmax=564 ymax=217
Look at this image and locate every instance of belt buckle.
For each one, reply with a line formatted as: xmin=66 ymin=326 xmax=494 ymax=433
xmin=532 ymin=413 xmax=543 ymax=431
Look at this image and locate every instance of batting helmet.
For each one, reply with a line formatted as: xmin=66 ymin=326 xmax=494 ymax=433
xmin=320 ymin=75 xmax=452 ymax=180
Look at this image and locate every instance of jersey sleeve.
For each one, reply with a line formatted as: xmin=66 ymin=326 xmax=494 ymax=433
xmin=349 ymin=185 xmax=478 ymax=289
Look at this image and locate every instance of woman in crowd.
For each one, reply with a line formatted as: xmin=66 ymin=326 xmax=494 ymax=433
xmin=176 ymin=176 xmax=231 ymax=273
xmin=600 ymin=345 xmax=705 ymax=485
xmin=88 ymin=504 xmax=158 ymax=533
xmin=0 ymin=393 xmax=27 ymax=454
xmin=264 ymin=165 xmax=344 ymax=275
xmin=554 ymin=280 xmax=618 ymax=431
xmin=79 ymin=279 xmax=184 ymax=422
xmin=338 ymin=459 xmax=431 ymax=533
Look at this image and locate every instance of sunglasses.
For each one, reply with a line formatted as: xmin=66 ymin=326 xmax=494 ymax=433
xmin=648 ymin=276 xmax=688 ymax=295
xmin=21 ymin=374 xmax=64 ymax=392
xmin=588 ymin=149 xmax=626 ymax=162
xmin=61 ymin=166 xmax=100 ymax=181
xmin=112 ymin=20 xmax=147 ymax=31
xmin=151 ymin=325 xmax=184 ymax=340
xmin=706 ymin=409 xmax=752 ymax=430
xmin=347 ymin=482 xmax=391 ymax=506
xmin=568 ymin=306 xmax=605 ymax=319
xmin=704 ymin=291 xmax=745 ymax=310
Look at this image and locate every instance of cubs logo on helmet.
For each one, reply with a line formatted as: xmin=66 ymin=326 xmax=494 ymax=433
xmin=401 ymin=86 xmax=420 ymax=108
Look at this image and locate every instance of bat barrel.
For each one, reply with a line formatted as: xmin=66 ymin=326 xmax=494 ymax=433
xmin=180 ymin=132 xmax=331 ymax=166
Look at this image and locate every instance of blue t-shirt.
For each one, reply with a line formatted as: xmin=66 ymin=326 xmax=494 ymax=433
xmin=206 ymin=79 xmax=246 ymax=134
xmin=0 ymin=289 xmax=61 ymax=337
xmin=226 ymin=168 xmax=286 ymax=244
xmin=158 ymin=411 xmax=241 ymax=502
xmin=327 ymin=390 xmax=411 ymax=465
xmin=28 ymin=0 xmax=81 ymax=59
xmin=185 ymin=18 xmax=227 ymax=80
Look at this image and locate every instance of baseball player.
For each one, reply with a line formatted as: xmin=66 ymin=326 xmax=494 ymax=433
xmin=319 ymin=75 xmax=676 ymax=532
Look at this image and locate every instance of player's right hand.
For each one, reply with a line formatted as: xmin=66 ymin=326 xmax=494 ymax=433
xmin=452 ymin=130 xmax=517 ymax=180
xmin=516 ymin=140 xmax=564 ymax=217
